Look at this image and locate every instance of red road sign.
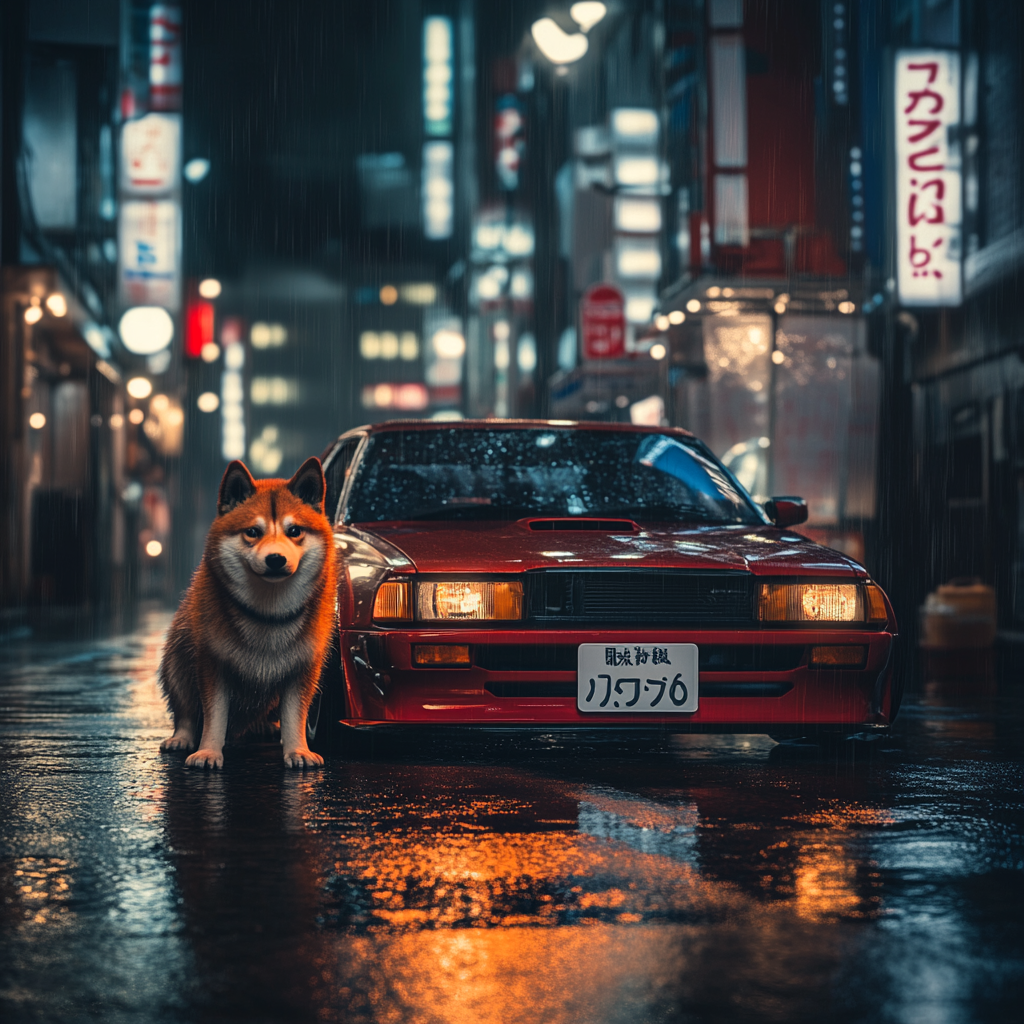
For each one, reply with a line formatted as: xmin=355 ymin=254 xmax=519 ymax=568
xmin=581 ymin=283 xmax=625 ymax=360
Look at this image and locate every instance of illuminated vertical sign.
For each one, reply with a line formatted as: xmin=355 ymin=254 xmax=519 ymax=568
xmin=422 ymin=140 xmax=454 ymax=239
xmin=894 ymin=51 xmax=963 ymax=306
xmin=119 ymin=199 xmax=181 ymax=310
xmin=121 ymin=113 xmax=181 ymax=194
xmin=494 ymin=95 xmax=524 ymax=191
xmin=423 ymin=17 xmax=453 ymax=136
xmin=422 ymin=16 xmax=454 ymax=239
xmin=184 ymin=297 xmax=214 ymax=359
xmin=221 ymin=337 xmax=246 ymax=460
xmin=119 ymin=8 xmax=183 ymax=321
xmin=150 ymin=5 xmax=183 ymax=111
xmin=119 ymin=113 xmax=182 ymax=310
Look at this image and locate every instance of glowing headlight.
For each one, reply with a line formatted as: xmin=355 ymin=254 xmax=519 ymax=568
xmin=800 ymin=584 xmax=858 ymax=621
xmin=416 ymin=581 xmax=523 ymax=621
xmin=758 ymin=582 xmax=887 ymax=623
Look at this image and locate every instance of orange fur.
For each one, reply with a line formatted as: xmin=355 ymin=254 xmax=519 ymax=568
xmin=158 ymin=458 xmax=338 ymax=769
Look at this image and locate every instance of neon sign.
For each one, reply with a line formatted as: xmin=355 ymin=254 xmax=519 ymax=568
xmin=894 ymin=50 xmax=962 ymax=306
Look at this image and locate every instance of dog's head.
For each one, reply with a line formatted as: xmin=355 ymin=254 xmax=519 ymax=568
xmin=213 ymin=458 xmax=331 ymax=600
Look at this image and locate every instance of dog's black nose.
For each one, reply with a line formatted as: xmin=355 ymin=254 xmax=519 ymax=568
xmin=265 ymin=553 xmax=287 ymax=571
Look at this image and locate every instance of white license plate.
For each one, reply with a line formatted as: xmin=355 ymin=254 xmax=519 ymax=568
xmin=577 ymin=644 xmax=699 ymax=713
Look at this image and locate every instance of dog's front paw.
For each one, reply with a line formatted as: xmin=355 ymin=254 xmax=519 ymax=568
xmin=283 ymin=747 xmax=324 ymax=769
xmin=185 ymin=748 xmax=224 ymax=770
xmin=160 ymin=733 xmax=194 ymax=753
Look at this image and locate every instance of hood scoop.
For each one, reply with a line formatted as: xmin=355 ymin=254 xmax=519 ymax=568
xmin=524 ymin=518 xmax=639 ymax=533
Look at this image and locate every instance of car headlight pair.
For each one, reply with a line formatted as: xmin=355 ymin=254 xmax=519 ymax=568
xmin=373 ymin=578 xmax=888 ymax=625
xmin=373 ymin=580 xmax=523 ymax=622
xmin=757 ymin=582 xmax=888 ymax=624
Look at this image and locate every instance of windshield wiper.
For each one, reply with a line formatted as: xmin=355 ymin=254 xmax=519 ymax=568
xmin=598 ymin=504 xmax=735 ymax=524
xmin=402 ymin=503 xmax=531 ymax=521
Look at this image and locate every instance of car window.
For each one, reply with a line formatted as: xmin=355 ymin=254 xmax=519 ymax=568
xmin=345 ymin=428 xmax=762 ymax=525
xmin=323 ymin=436 xmax=363 ymax=525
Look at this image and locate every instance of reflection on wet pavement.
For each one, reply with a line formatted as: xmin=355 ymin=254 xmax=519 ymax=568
xmin=1 ymin=612 xmax=1022 ymax=1023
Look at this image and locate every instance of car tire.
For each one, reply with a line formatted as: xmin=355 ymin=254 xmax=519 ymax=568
xmin=887 ymin=641 xmax=908 ymax=722
xmin=307 ymin=631 xmax=348 ymax=757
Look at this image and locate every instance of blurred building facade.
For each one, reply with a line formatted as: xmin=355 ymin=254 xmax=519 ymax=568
xmin=3 ymin=1 xmax=118 ymax=632
xmin=521 ymin=0 xmax=1023 ymax=633
xmin=495 ymin=2 xmax=881 ymax=567
xmin=885 ymin=0 xmax=1024 ymax=635
xmin=3 ymin=0 xmax=1023 ymax=640
xmin=175 ymin=1 xmax=481 ymax=576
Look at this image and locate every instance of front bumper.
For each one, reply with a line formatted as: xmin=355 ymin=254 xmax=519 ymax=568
xmin=340 ymin=627 xmax=896 ymax=730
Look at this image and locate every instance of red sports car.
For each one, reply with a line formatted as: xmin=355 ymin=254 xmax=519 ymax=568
xmin=311 ymin=419 xmax=898 ymax=747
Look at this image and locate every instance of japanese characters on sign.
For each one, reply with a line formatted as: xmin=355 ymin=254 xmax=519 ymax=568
xmin=119 ymin=200 xmax=182 ymax=311
xmin=894 ymin=50 xmax=963 ymax=307
xmin=581 ymin=283 xmax=626 ymax=360
xmin=121 ymin=114 xmax=181 ymax=195
xmin=494 ymin=95 xmax=524 ymax=191
xmin=150 ymin=5 xmax=183 ymax=112
xmin=118 ymin=110 xmax=182 ymax=315
xmin=116 ymin=7 xmax=183 ymax=326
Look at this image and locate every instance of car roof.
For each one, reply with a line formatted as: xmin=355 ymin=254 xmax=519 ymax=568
xmin=343 ymin=418 xmax=696 ymax=439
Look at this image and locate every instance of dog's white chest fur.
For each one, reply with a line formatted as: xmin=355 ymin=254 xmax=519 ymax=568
xmin=211 ymin=534 xmax=325 ymax=685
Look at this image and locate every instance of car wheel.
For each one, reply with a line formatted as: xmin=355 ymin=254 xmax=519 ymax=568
xmin=887 ymin=642 xmax=908 ymax=722
xmin=307 ymin=632 xmax=347 ymax=756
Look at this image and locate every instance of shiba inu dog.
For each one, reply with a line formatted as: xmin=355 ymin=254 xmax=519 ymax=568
xmin=159 ymin=457 xmax=338 ymax=769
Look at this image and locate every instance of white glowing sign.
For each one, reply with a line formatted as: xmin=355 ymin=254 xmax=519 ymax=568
xmin=221 ymin=342 xmax=245 ymax=461
xmin=121 ymin=113 xmax=181 ymax=195
xmin=422 ymin=140 xmax=454 ymax=239
xmin=119 ymin=199 xmax=181 ymax=311
xmin=423 ymin=17 xmax=453 ymax=137
xmin=894 ymin=50 xmax=962 ymax=306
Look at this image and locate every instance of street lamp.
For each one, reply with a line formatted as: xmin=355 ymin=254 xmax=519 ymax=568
xmin=530 ymin=18 xmax=588 ymax=64
xmin=531 ymin=3 xmax=606 ymax=66
xmin=526 ymin=4 xmax=608 ymax=416
xmin=569 ymin=3 xmax=607 ymax=32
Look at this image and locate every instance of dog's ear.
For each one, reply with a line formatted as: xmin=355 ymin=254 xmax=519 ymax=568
xmin=286 ymin=457 xmax=325 ymax=513
xmin=218 ymin=461 xmax=257 ymax=515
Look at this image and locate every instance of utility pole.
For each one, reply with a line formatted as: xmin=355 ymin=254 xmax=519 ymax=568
xmin=525 ymin=69 xmax=568 ymax=418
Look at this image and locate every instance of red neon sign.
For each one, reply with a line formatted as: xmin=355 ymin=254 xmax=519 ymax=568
xmin=184 ymin=298 xmax=214 ymax=358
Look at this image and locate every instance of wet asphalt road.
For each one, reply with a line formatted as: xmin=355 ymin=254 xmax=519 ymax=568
xmin=0 ymin=612 xmax=1022 ymax=1024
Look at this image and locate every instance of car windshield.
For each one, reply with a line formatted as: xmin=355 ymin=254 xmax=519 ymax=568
xmin=345 ymin=428 xmax=763 ymax=525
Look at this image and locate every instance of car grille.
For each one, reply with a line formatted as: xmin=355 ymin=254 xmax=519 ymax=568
xmin=525 ymin=570 xmax=756 ymax=625
xmin=473 ymin=644 xmax=804 ymax=673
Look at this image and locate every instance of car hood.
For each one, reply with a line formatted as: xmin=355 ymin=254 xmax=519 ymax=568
xmin=354 ymin=521 xmax=865 ymax=577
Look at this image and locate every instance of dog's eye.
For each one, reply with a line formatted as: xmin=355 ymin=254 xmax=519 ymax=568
xmin=285 ymin=524 xmax=303 ymax=539
xmin=244 ymin=526 xmax=262 ymax=539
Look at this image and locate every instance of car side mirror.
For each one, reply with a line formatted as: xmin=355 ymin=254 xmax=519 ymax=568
xmin=763 ymin=496 xmax=808 ymax=527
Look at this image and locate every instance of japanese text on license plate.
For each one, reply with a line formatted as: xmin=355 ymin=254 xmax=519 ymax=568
xmin=577 ymin=644 xmax=699 ymax=713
